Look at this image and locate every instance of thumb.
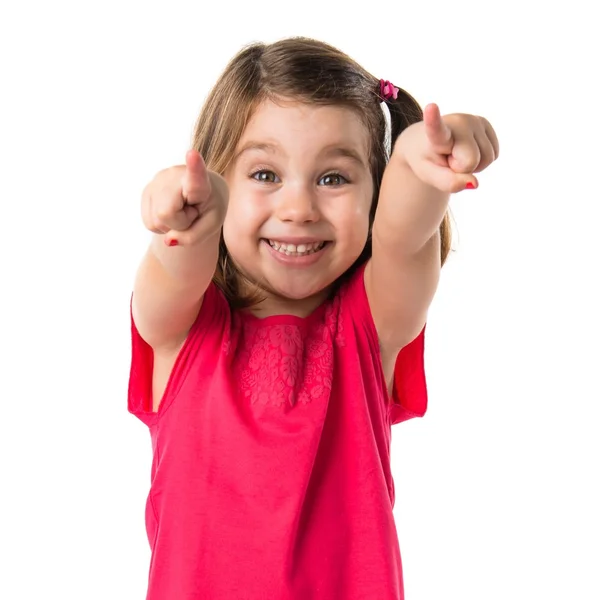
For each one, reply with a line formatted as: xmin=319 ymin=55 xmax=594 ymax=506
xmin=420 ymin=161 xmax=479 ymax=193
xmin=182 ymin=150 xmax=211 ymax=205
xmin=449 ymin=172 xmax=479 ymax=193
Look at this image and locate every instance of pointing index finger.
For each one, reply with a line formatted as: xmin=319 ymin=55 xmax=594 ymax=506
xmin=182 ymin=150 xmax=211 ymax=205
xmin=424 ymin=103 xmax=453 ymax=153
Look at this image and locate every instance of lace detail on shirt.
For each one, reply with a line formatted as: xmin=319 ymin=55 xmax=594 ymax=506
xmin=233 ymin=296 xmax=344 ymax=407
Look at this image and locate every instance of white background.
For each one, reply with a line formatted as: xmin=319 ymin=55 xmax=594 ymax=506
xmin=1 ymin=0 xmax=598 ymax=598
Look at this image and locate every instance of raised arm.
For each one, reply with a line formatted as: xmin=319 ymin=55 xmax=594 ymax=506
xmin=132 ymin=150 xmax=228 ymax=352
xmin=365 ymin=105 xmax=499 ymax=372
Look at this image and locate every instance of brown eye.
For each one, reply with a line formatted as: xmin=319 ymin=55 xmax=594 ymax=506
xmin=319 ymin=173 xmax=348 ymax=186
xmin=252 ymin=170 xmax=280 ymax=183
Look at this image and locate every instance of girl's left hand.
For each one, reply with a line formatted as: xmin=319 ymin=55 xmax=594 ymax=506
xmin=392 ymin=104 xmax=500 ymax=193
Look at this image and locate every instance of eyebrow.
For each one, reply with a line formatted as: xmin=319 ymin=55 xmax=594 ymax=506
xmin=234 ymin=141 xmax=368 ymax=169
xmin=234 ymin=142 xmax=281 ymax=162
xmin=319 ymin=145 xmax=367 ymax=169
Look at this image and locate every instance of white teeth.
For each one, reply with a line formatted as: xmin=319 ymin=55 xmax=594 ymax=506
xmin=267 ymin=240 xmax=325 ymax=256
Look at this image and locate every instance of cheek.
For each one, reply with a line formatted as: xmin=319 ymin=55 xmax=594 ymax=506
xmin=328 ymin=195 xmax=372 ymax=242
xmin=223 ymin=192 xmax=266 ymax=248
xmin=350 ymin=211 xmax=371 ymax=245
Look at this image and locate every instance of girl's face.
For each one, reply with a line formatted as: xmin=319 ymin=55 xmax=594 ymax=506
xmin=223 ymin=99 xmax=373 ymax=314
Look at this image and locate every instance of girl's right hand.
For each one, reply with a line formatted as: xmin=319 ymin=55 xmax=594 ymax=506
xmin=141 ymin=150 xmax=228 ymax=247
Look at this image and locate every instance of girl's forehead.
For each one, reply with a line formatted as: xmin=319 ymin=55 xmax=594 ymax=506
xmin=238 ymin=99 xmax=370 ymax=157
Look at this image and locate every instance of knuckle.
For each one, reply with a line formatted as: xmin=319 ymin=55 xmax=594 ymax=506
xmin=149 ymin=219 xmax=166 ymax=233
xmin=164 ymin=164 xmax=185 ymax=179
xmin=465 ymin=157 xmax=480 ymax=172
xmin=155 ymin=197 xmax=182 ymax=222
xmin=155 ymin=206 xmax=172 ymax=222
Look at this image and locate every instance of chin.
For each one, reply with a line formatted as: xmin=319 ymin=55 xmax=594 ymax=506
xmin=255 ymin=267 xmax=340 ymax=301
xmin=268 ymin=279 xmax=331 ymax=302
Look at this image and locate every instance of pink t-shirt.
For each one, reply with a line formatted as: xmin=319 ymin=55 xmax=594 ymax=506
xmin=128 ymin=265 xmax=427 ymax=599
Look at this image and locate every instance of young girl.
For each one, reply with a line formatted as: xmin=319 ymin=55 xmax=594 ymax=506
xmin=128 ymin=37 xmax=499 ymax=599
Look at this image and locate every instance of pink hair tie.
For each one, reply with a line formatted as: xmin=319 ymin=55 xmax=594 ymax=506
xmin=379 ymin=79 xmax=399 ymax=101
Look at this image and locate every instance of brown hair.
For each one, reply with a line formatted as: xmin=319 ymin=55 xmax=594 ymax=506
xmin=191 ymin=37 xmax=452 ymax=308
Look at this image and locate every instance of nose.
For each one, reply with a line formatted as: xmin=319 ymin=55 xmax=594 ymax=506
xmin=275 ymin=184 xmax=320 ymax=223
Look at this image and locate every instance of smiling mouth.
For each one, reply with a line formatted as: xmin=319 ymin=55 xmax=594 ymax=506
xmin=265 ymin=239 xmax=328 ymax=257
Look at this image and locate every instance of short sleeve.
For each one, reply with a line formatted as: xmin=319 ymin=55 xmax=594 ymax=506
xmin=127 ymin=282 xmax=227 ymax=427
xmin=390 ymin=326 xmax=427 ymax=424
xmin=340 ymin=264 xmax=428 ymax=425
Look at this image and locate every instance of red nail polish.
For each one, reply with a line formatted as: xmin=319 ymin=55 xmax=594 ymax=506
xmin=168 ymin=239 xmax=178 ymax=247
xmin=465 ymin=182 xmax=476 ymax=190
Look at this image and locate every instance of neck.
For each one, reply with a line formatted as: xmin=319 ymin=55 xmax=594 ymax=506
xmin=245 ymin=286 xmax=331 ymax=319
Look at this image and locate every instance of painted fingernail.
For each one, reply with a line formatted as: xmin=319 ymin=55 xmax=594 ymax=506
xmin=167 ymin=239 xmax=178 ymax=247
xmin=465 ymin=182 xmax=476 ymax=190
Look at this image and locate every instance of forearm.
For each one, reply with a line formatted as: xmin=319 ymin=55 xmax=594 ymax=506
xmin=148 ymin=227 xmax=220 ymax=285
xmin=373 ymin=158 xmax=449 ymax=256
xmin=133 ymin=228 xmax=221 ymax=349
